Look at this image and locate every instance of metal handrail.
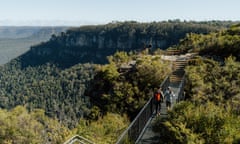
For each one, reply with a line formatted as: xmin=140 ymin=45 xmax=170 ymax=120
xmin=115 ymin=76 xmax=170 ymax=144
xmin=177 ymin=74 xmax=186 ymax=102
xmin=63 ymin=135 xmax=95 ymax=144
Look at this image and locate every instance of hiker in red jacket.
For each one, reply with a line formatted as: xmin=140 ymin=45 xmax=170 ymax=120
xmin=154 ymin=87 xmax=164 ymax=116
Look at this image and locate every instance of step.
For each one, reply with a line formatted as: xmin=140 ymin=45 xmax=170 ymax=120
xmin=164 ymin=49 xmax=182 ymax=55
xmin=172 ymin=71 xmax=185 ymax=75
xmin=170 ymin=78 xmax=182 ymax=82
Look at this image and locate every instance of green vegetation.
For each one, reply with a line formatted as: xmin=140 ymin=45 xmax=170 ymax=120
xmin=153 ymin=24 xmax=240 ymax=143
xmin=0 ymin=50 xmax=170 ymax=143
xmin=0 ymin=106 xmax=71 ymax=144
xmin=177 ymin=24 xmax=240 ymax=60
xmin=86 ymin=51 xmax=171 ymax=119
xmin=185 ymin=57 xmax=240 ymax=103
xmin=0 ymin=61 xmax=95 ymax=127
xmin=75 ymin=113 xmax=129 ymax=144
xmin=153 ymin=57 xmax=240 ymax=143
xmin=155 ymin=101 xmax=240 ymax=144
xmin=1 ymin=21 xmax=240 ymax=143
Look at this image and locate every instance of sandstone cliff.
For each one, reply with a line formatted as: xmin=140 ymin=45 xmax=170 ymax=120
xmin=19 ymin=21 xmax=224 ymax=68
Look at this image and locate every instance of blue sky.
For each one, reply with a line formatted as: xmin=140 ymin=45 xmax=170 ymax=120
xmin=0 ymin=0 xmax=239 ymax=25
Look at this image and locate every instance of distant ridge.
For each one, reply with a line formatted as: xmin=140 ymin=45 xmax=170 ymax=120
xmin=0 ymin=26 xmax=68 ymax=65
xmin=0 ymin=20 xmax=103 ymax=26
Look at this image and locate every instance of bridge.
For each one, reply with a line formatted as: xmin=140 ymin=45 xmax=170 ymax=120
xmin=63 ymin=51 xmax=195 ymax=144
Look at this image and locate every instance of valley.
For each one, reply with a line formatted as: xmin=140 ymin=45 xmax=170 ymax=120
xmin=0 ymin=21 xmax=240 ymax=143
xmin=0 ymin=26 xmax=68 ymax=65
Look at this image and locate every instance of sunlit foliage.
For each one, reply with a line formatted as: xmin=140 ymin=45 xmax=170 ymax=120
xmin=0 ymin=106 xmax=71 ymax=144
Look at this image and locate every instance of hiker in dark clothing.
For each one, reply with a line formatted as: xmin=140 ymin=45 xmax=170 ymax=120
xmin=166 ymin=87 xmax=175 ymax=110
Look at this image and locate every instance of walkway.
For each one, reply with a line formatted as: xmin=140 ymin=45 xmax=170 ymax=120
xmin=136 ymin=53 xmax=194 ymax=144
xmin=136 ymin=83 xmax=181 ymax=144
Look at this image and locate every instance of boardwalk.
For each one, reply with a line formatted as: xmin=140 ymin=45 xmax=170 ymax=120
xmin=63 ymin=53 xmax=194 ymax=144
xmin=136 ymin=53 xmax=194 ymax=144
xmin=115 ymin=53 xmax=194 ymax=144
xmin=136 ymin=83 xmax=181 ymax=144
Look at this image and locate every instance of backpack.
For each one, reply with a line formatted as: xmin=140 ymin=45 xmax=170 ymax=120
xmin=154 ymin=92 xmax=161 ymax=101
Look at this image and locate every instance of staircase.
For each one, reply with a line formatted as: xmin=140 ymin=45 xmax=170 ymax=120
xmin=164 ymin=47 xmax=183 ymax=55
xmin=164 ymin=47 xmax=188 ymax=85
xmin=170 ymin=60 xmax=187 ymax=87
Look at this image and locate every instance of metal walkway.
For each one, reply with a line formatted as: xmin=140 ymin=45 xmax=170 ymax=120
xmin=136 ymin=82 xmax=182 ymax=144
xmin=116 ymin=53 xmax=192 ymax=144
xmin=135 ymin=56 xmax=191 ymax=144
xmin=136 ymin=56 xmax=188 ymax=144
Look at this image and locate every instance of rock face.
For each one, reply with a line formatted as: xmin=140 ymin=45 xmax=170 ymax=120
xmin=18 ymin=21 xmax=220 ymax=68
xmin=26 ymin=31 xmax=167 ymax=67
xmin=32 ymin=29 xmax=168 ymax=54
xmin=22 ymin=36 xmax=149 ymax=68
xmin=62 ymin=33 xmax=167 ymax=50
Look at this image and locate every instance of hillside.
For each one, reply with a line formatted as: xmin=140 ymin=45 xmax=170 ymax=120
xmin=0 ymin=21 xmax=240 ymax=143
xmin=17 ymin=21 xmax=233 ymax=68
xmin=152 ymin=24 xmax=240 ymax=143
xmin=176 ymin=23 xmax=240 ymax=60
